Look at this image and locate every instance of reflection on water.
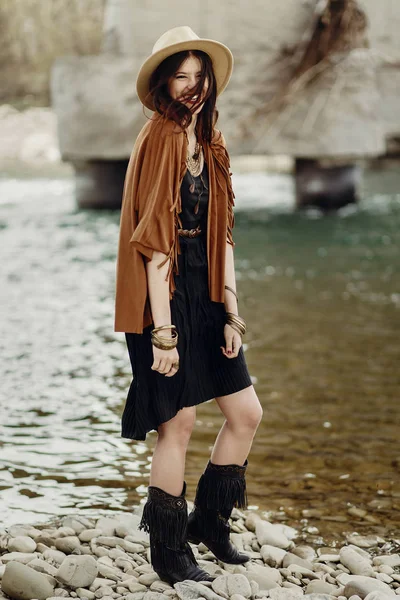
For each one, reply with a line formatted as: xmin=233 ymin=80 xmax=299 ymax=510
xmin=0 ymin=166 xmax=399 ymax=544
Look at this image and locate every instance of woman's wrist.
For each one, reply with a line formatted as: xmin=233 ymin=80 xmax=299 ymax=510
xmin=224 ymin=285 xmax=238 ymax=314
xmin=224 ymin=297 xmax=238 ymax=315
xmin=152 ymin=322 xmax=174 ymax=338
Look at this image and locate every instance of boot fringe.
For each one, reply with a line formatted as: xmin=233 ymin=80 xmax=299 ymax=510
xmin=195 ymin=469 xmax=247 ymax=514
xmin=139 ymin=489 xmax=187 ymax=550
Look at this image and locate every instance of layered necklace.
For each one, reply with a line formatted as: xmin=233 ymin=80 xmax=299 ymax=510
xmin=186 ymin=140 xmax=208 ymax=215
xmin=186 ymin=141 xmax=203 ymax=177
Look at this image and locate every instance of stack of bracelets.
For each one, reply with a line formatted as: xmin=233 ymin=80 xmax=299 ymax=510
xmin=225 ymin=312 xmax=246 ymax=336
xmin=151 ymin=325 xmax=178 ymax=350
xmin=150 ymin=286 xmax=246 ymax=352
xmin=224 ymin=285 xmax=247 ymax=336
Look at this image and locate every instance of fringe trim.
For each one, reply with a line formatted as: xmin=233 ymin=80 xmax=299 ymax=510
xmin=210 ymin=136 xmax=236 ymax=246
xmin=158 ymin=154 xmax=186 ymax=301
xmin=194 ymin=462 xmax=248 ymax=515
xmin=138 ymin=487 xmax=188 ymax=550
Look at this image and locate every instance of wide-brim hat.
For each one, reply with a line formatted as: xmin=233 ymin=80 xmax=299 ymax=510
xmin=136 ymin=26 xmax=233 ymax=111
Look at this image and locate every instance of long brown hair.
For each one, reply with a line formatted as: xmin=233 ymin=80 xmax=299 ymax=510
xmin=148 ymin=50 xmax=218 ymax=145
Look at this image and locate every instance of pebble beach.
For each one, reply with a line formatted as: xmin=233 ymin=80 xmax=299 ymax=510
xmin=1 ymin=508 xmax=399 ymax=600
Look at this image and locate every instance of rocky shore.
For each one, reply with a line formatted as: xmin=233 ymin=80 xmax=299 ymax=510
xmin=0 ymin=508 xmax=399 ymax=600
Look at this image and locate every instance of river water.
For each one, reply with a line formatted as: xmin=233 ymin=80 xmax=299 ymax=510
xmin=0 ymin=164 xmax=399 ymax=545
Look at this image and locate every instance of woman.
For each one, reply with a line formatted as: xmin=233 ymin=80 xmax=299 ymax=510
xmin=115 ymin=26 xmax=263 ymax=585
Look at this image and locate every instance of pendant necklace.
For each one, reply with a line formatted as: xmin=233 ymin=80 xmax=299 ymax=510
xmin=186 ymin=142 xmax=208 ymax=215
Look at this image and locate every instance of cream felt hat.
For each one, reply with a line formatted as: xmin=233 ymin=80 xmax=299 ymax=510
xmin=136 ymin=26 xmax=233 ymax=111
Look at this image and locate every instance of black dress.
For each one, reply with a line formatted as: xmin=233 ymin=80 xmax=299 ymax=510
xmin=122 ymin=162 xmax=252 ymax=441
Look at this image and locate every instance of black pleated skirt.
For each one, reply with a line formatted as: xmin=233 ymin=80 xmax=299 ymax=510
xmin=122 ymin=231 xmax=252 ymax=441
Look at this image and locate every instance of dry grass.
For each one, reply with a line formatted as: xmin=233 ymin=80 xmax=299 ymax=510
xmin=239 ymin=0 xmax=371 ymax=139
xmin=0 ymin=0 xmax=105 ymax=106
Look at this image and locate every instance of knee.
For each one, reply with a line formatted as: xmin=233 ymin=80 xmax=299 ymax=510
xmin=158 ymin=408 xmax=195 ymax=448
xmin=228 ymin=397 xmax=263 ymax=435
xmin=240 ymin=403 xmax=263 ymax=433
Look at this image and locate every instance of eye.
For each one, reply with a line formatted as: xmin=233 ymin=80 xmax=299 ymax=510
xmin=176 ymin=75 xmax=186 ymax=79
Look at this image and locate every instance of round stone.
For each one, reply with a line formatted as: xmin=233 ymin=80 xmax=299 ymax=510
xmin=56 ymin=555 xmax=98 ymax=589
xmin=7 ymin=536 xmax=37 ymax=553
xmin=2 ymin=561 xmax=55 ymax=600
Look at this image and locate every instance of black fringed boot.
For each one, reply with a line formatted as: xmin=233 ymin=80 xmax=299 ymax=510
xmin=139 ymin=482 xmax=213 ymax=585
xmin=187 ymin=460 xmax=250 ymax=564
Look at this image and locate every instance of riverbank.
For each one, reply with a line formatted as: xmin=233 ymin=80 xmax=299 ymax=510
xmin=1 ymin=508 xmax=399 ymax=600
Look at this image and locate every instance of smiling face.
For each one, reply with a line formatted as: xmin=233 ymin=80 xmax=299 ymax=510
xmin=168 ymin=54 xmax=209 ymax=115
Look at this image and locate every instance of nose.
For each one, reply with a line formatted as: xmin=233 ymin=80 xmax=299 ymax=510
xmin=186 ymin=75 xmax=198 ymax=90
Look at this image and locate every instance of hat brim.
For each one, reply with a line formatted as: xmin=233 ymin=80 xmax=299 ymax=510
xmin=136 ymin=38 xmax=233 ymax=111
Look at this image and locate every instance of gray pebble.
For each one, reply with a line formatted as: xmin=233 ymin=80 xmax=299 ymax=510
xmin=26 ymin=557 xmax=58 ymax=576
xmin=7 ymin=525 xmax=42 ymax=539
xmin=90 ymin=579 xmax=117 ymax=591
xmin=143 ymin=592 xmax=169 ymax=600
xmin=2 ymin=561 xmax=55 ymax=600
xmin=95 ymin=518 xmax=120 ymax=537
xmin=260 ymin=546 xmax=287 ymax=568
xmin=287 ymin=576 xmax=302 ymax=585
xmin=255 ymin=521 xmax=291 ymax=550
xmin=1 ymin=552 xmax=39 ymax=564
xmin=212 ymin=574 xmax=252 ymax=599
xmin=62 ymin=517 xmax=95 ymax=535
xmin=340 ymin=546 xmax=373 ymax=577
xmin=97 ymin=562 xmax=123 ymax=582
xmin=343 ymin=575 xmax=396 ymax=598
xmin=57 ymin=555 xmax=98 ymax=589
xmin=375 ymin=573 xmax=394 ymax=584
xmin=306 ymin=581 xmax=338 ymax=595
xmin=121 ymin=540 xmax=146 ymax=554
xmin=373 ymin=555 xmax=400 ymax=568
xmin=138 ymin=573 xmax=160 ymax=586
xmin=268 ymin=588 xmax=303 ymax=599
xmin=364 ymin=593 xmax=396 ymax=600
xmin=76 ymin=589 xmax=96 ymax=600
xmin=79 ymin=530 xmax=103 ymax=543
xmin=94 ymin=586 xmax=114 ymax=598
xmin=55 ymin=536 xmax=81 ymax=554
xmin=282 ymin=552 xmax=314 ymax=571
xmin=54 ymin=589 xmax=71 ymax=597
xmin=7 ymin=536 xmax=37 ymax=553
xmin=378 ymin=565 xmax=395 ymax=575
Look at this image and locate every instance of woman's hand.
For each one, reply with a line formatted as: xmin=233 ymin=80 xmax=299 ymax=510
xmin=152 ymin=346 xmax=180 ymax=377
xmin=220 ymin=323 xmax=242 ymax=359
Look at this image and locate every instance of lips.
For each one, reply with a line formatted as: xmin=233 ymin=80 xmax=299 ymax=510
xmin=187 ymin=96 xmax=202 ymax=104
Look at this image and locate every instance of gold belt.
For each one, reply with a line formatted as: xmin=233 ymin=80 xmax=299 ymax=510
xmin=178 ymin=225 xmax=202 ymax=238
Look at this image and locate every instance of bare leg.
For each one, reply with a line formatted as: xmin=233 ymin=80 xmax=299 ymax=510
xmin=212 ymin=385 xmax=262 ymax=466
xmin=150 ymin=406 xmax=196 ymax=496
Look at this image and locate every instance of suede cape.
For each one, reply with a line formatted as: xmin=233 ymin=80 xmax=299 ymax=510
xmin=114 ymin=113 xmax=235 ymax=333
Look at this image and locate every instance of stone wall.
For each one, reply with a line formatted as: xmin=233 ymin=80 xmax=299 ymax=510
xmin=0 ymin=0 xmax=105 ymax=104
xmin=50 ymin=0 xmax=400 ymax=159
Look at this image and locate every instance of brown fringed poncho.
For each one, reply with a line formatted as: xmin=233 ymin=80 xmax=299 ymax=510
xmin=114 ymin=113 xmax=235 ymax=333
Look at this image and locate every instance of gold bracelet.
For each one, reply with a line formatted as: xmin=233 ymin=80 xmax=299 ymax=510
xmin=225 ymin=312 xmax=246 ymax=336
xmin=152 ymin=324 xmax=177 ymax=334
xmin=152 ymin=338 xmax=178 ymax=350
xmin=151 ymin=326 xmax=178 ymax=350
xmin=224 ymin=285 xmax=238 ymax=303
xmin=151 ymin=335 xmax=178 ymax=350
